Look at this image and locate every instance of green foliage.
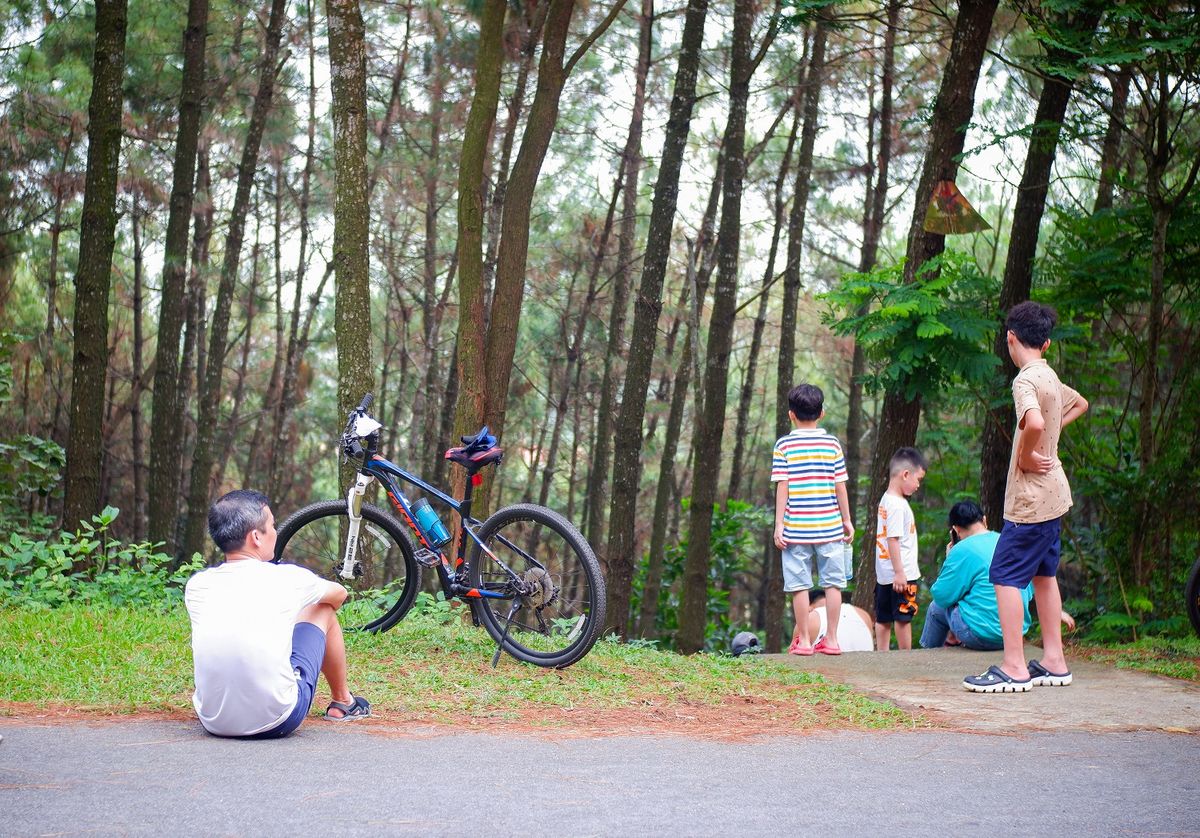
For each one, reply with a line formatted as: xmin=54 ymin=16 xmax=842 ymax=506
xmin=644 ymin=499 xmax=772 ymax=652
xmin=821 ymin=252 xmax=1001 ymax=401
xmin=0 ymin=507 xmax=203 ymax=609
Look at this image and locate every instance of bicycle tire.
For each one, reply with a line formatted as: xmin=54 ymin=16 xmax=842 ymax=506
xmin=468 ymin=503 xmax=606 ymax=668
xmin=1187 ymin=556 xmax=1200 ymax=638
xmin=275 ymin=500 xmax=420 ymax=633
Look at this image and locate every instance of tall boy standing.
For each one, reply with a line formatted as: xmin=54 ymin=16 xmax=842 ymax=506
xmin=964 ymin=301 xmax=1088 ymax=693
xmin=772 ymin=384 xmax=854 ymax=655
xmin=874 ymin=448 xmax=927 ymax=651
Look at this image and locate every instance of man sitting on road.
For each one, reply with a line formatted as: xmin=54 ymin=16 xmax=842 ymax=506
xmin=184 ymin=489 xmax=370 ymax=738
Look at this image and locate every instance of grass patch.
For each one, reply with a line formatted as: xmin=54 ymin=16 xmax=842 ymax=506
xmin=1067 ymin=636 xmax=1200 ymax=682
xmin=0 ymin=604 xmax=916 ymax=732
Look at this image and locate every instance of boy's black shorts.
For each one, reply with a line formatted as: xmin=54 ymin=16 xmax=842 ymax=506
xmin=875 ymin=581 xmax=919 ymax=624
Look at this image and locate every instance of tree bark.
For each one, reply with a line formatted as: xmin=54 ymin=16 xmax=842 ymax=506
xmin=146 ymin=0 xmax=208 ymax=551
xmin=328 ymin=0 xmax=374 ymax=491
xmin=847 ymin=0 xmax=897 ymax=524
xmin=677 ymin=0 xmax=755 ymax=655
xmin=181 ymin=0 xmax=287 ymax=559
xmin=590 ymin=0 xmax=653 ymax=598
xmin=1094 ymin=66 xmax=1131 ymax=213
xmin=451 ymin=0 xmax=506 ymax=511
xmin=63 ymin=0 xmax=128 ymax=532
xmin=979 ymin=6 xmax=1100 ymax=530
xmin=605 ymin=0 xmax=709 ymax=637
xmin=766 ymin=11 xmax=830 ymax=652
xmin=854 ymin=0 xmax=998 ymax=610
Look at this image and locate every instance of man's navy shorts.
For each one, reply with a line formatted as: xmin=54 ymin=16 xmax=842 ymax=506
xmin=989 ymin=517 xmax=1061 ymax=588
xmin=248 ymin=622 xmax=326 ymax=739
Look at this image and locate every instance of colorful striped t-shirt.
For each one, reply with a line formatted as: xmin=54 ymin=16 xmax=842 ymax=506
xmin=771 ymin=428 xmax=848 ymax=544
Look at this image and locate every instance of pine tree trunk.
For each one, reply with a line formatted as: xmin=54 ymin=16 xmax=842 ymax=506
xmin=847 ymin=0 xmax=897 ymax=524
xmin=147 ymin=0 xmax=208 ymax=551
xmin=63 ymin=0 xmax=128 ymax=533
xmin=1094 ymin=67 xmax=1131 ymax=213
xmin=606 ymin=0 xmax=710 ymax=637
xmin=590 ymin=0 xmax=653 ymax=598
xmin=854 ymin=0 xmax=998 ymax=610
xmin=181 ymin=0 xmax=287 ymax=559
xmin=328 ymin=0 xmax=374 ymax=491
xmin=766 ymin=12 xmax=830 ymax=652
xmin=130 ymin=198 xmax=146 ymax=540
xmin=451 ymin=0 xmax=506 ymax=511
xmin=677 ymin=0 xmax=755 ymax=655
xmin=979 ymin=6 xmax=1099 ymax=530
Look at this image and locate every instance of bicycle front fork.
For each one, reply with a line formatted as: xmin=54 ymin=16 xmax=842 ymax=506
xmin=340 ymin=472 xmax=374 ymax=579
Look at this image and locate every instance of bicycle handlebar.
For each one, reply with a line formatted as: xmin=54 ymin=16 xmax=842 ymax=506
xmin=358 ymin=393 xmax=373 ymax=413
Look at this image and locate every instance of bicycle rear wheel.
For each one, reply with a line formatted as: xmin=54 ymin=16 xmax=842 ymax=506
xmin=468 ymin=503 xmax=605 ymax=668
xmin=274 ymin=500 xmax=420 ymax=632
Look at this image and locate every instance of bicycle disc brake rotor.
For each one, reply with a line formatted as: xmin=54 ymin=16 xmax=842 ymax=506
xmin=522 ymin=567 xmax=557 ymax=609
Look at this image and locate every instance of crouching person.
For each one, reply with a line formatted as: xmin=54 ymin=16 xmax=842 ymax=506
xmin=185 ymin=489 xmax=370 ymax=738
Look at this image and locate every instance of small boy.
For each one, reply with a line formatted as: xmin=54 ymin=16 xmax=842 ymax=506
xmin=964 ymin=301 xmax=1088 ymax=693
xmin=874 ymin=447 xmax=927 ymax=651
xmin=771 ymin=384 xmax=854 ymax=656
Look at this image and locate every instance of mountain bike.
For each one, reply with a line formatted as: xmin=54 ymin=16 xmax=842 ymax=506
xmin=273 ymin=393 xmax=606 ymax=668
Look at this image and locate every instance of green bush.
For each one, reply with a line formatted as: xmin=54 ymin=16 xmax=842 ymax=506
xmin=0 ymin=506 xmax=203 ymax=609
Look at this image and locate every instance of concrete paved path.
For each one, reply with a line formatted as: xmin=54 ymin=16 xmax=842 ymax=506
xmin=772 ymin=644 xmax=1200 ymax=732
xmin=1 ymin=720 xmax=1196 ymax=836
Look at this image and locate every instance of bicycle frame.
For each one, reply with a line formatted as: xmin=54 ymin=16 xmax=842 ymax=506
xmin=339 ymin=453 xmax=514 ymax=601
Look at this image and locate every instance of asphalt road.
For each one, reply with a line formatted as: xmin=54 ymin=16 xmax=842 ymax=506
xmin=1 ymin=721 xmax=1196 ymax=836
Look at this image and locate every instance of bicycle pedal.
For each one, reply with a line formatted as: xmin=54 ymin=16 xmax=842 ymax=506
xmin=414 ymin=548 xmax=440 ymax=568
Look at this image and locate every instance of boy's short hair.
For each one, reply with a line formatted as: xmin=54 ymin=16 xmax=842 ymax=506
xmin=1006 ymin=300 xmax=1056 ymax=349
xmin=948 ymin=499 xmax=984 ymax=528
xmin=888 ymin=447 xmax=927 ymax=476
xmin=208 ymin=489 xmax=271 ymax=553
xmin=788 ymin=384 xmax=824 ymax=421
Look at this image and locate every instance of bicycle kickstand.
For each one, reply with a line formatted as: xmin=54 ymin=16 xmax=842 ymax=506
xmin=490 ymin=600 xmax=523 ymax=668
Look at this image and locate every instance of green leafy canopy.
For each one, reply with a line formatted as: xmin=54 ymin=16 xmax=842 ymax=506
xmin=820 ymin=252 xmax=1001 ymax=401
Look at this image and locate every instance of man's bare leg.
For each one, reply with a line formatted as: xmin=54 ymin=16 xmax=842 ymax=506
xmin=994 ymin=584 xmax=1031 ymax=681
xmin=297 ymin=603 xmax=353 ymax=714
xmin=1032 ymin=575 xmax=1068 ymax=673
xmin=895 ymin=620 xmax=912 ymax=650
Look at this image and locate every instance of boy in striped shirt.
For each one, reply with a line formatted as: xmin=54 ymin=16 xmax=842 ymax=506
xmin=772 ymin=384 xmax=855 ymax=655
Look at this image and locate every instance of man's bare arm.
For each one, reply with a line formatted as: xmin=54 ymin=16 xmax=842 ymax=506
xmin=1062 ymin=394 xmax=1089 ymax=428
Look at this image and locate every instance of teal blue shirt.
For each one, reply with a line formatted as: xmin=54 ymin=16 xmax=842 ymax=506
xmin=930 ymin=530 xmax=1031 ymax=644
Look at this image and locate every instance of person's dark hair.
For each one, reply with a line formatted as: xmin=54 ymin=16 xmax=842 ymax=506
xmin=1006 ymin=300 xmax=1056 ymax=349
xmin=889 ymin=446 xmax=927 ymax=476
xmin=948 ymin=499 xmax=984 ymax=528
xmin=788 ymin=384 xmax=824 ymax=421
xmin=208 ymin=489 xmax=271 ymax=553
xmin=809 ymin=589 xmax=826 ymax=607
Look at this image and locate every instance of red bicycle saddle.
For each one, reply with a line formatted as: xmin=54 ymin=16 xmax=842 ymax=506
xmin=445 ymin=426 xmax=504 ymax=473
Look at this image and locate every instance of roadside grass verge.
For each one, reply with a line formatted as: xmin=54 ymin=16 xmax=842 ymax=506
xmin=1066 ymin=636 xmax=1200 ymax=683
xmin=0 ymin=604 xmax=919 ymax=733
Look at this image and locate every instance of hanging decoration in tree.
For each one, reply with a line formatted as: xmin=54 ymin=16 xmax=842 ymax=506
xmin=923 ymin=180 xmax=991 ymax=235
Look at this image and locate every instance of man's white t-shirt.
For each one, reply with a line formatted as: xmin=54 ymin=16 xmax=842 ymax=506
xmin=874 ymin=492 xmax=919 ymax=584
xmin=184 ymin=560 xmax=327 ymax=737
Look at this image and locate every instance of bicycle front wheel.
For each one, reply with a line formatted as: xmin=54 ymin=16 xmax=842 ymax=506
xmin=468 ymin=503 xmax=605 ymax=668
xmin=275 ymin=500 xmax=420 ymax=632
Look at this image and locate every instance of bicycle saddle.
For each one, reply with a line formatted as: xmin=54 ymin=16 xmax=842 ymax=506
xmin=445 ymin=426 xmax=503 ymax=473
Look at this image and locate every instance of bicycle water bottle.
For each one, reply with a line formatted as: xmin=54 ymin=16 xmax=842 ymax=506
xmin=411 ymin=498 xmax=451 ymax=547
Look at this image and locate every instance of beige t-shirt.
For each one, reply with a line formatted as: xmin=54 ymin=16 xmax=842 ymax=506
xmin=1003 ymin=359 xmax=1081 ymax=524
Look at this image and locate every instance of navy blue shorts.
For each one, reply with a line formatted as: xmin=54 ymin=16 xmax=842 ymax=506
xmin=248 ymin=622 xmax=326 ymax=739
xmin=989 ymin=518 xmax=1061 ymax=588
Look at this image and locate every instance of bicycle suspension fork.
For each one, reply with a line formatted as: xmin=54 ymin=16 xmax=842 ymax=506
xmin=340 ymin=471 xmax=374 ymax=579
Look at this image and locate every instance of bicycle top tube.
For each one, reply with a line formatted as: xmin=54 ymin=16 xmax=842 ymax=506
xmin=362 ymin=454 xmax=482 ymax=523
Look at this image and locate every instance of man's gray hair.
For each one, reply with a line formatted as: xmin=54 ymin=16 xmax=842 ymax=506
xmin=208 ymin=489 xmax=271 ymax=552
